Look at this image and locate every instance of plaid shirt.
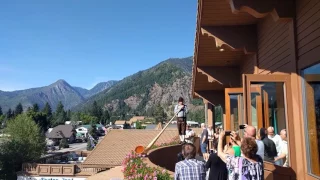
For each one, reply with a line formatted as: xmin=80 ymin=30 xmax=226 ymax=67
xmin=174 ymin=159 xmax=206 ymax=180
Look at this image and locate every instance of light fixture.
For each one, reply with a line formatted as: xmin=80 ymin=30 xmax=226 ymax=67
xmin=219 ymin=48 xmax=225 ymax=52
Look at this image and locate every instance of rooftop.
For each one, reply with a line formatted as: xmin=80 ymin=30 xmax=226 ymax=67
xmin=82 ymin=128 xmax=202 ymax=167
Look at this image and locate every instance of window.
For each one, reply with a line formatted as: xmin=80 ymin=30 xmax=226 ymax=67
xmin=302 ymin=63 xmax=320 ymax=177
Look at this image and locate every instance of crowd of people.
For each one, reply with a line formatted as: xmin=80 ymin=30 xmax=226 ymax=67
xmin=173 ymin=97 xmax=289 ymax=180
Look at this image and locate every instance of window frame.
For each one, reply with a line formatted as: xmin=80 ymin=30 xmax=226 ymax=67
xmin=301 ymin=69 xmax=320 ymax=178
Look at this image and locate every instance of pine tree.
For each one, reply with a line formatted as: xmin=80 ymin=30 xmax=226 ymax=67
xmin=91 ymin=101 xmax=102 ymax=121
xmin=15 ymin=103 xmax=23 ymax=115
xmin=0 ymin=106 xmax=3 ymax=116
xmin=101 ymin=110 xmax=110 ymax=125
xmin=56 ymin=101 xmax=64 ymax=115
xmin=66 ymin=110 xmax=72 ymax=121
xmin=32 ymin=103 xmax=39 ymax=112
xmin=52 ymin=102 xmax=67 ymax=126
xmin=6 ymin=108 xmax=13 ymax=120
xmin=42 ymin=102 xmax=52 ymax=116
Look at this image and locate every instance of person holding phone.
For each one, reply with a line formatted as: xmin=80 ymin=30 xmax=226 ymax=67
xmin=217 ymin=130 xmax=264 ymax=180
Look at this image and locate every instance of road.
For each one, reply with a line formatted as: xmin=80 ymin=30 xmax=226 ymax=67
xmin=48 ymin=137 xmax=104 ymax=153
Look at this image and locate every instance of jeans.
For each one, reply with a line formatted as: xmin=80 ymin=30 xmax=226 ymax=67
xmin=201 ymin=143 xmax=207 ymax=153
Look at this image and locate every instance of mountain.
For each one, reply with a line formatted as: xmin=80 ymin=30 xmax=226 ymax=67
xmin=74 ymin=56 xmax=203 ymax=116
xmin=0 ymin=80 xmax=117 ymax=112
xmin=73 ymin=81 xmax=118 ymax=98
xmin=0 ymin=80 xmax=84 ymax=111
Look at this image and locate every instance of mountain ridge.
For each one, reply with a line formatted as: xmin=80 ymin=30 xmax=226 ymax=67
xmin=74 ymin=56 xmax=199 ymax=116
xmin=0 ymin=79 xmax=117 ymax=111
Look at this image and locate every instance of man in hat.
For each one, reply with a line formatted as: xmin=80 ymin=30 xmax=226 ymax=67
xmin=174 ymin=97 xmax=188 ymax=143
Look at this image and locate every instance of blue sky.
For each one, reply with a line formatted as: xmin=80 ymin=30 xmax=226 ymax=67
xmin=0 ymin=0 xmax=196 ymax=91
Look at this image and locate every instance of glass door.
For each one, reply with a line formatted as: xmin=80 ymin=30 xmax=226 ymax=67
xmin=225 ymin=88 xmax=244 ymax=132
xmin=243 ymin=74 xmax=293 ymax=167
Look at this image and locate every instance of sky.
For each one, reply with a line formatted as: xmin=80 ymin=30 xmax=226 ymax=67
xmin=0 ymin=0 xmax=197 ymax=91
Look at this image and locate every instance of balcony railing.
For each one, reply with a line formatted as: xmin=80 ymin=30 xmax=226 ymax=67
xmin=22 ymin=163 xmax=75 ymax=176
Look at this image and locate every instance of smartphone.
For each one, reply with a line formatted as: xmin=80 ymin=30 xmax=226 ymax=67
xmin=225 ymin=130 xmax=231 ymax=136
xmin=239 ymin=124 xmax=246 ymax=129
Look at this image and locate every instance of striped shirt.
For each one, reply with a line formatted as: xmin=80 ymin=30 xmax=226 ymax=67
xmin=174 ymin=159 xmax=206 ymax=180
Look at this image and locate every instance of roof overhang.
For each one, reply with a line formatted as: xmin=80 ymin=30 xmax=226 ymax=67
xmin=192 ymin=0 xmax=294 ymax=98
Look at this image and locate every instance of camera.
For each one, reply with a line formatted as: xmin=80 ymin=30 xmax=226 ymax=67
xmin=239 ymin=124 xmax=246 ymax=129
xmin=225 ymin=130 xmax=231 ymax=136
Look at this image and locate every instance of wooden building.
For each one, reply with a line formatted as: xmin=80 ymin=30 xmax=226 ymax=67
xmin=192 ymin=0 xmax=320 ymax=179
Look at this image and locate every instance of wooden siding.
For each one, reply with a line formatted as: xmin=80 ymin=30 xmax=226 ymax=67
xmin=296 ymin=0 xmax=320 ymax=69
xmin=240 ymin=54 xmax=255 ymax=74
xmin=257 ymin=15 xmax=292 ymax=74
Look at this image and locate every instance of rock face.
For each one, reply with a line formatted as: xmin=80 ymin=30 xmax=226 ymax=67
xmin=75 ymin=56 xmax=204 ymax=115
xmin=0 ymin=56 xmax=202 ymax=114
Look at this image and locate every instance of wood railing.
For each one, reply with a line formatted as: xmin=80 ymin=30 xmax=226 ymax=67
xmin=22 ymin=163 xmax=107 ymax=176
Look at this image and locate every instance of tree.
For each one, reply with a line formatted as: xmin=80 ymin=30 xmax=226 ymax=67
xmin=42 ymin=102 xmax=53 ymax=127
xmin=6 ymin=108 xmax=13 ymax=120
xmin=42 ymin=102 xmax=52 ymax=116
xmin=52 ymin=102 xmax=67 ymax=126
xmin=153 ymin=105 xmax=167 ymax=123
xmin=0 ymin=106 xmax=3 ymax=116
xmin=79 ymin=113 xmax=99 ymax=124
xmin=91 ymin=101 xmax=102 ymax=121
xmin=0 ymin=114 xmax=46 ymax=179
xmin=15 ymin=103 xmax=23 ymax=115
xmin=32 ymin=103 xmax=39 ymax=112
xmin=101 ymin=110 xmax=110 ymax=125
xmin=87 ymin=123 xmax=98 ymax=150
xmin=66 ymin=110 xmax=72 ymax=122
xmin=71 ymin=112 xmax=80 ymax=128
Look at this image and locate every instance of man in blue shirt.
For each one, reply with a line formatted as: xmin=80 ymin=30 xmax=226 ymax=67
xmin=175 ymin=143 xmax=206 ymax=180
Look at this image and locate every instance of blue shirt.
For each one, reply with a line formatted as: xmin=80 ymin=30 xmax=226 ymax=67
xmin=174 ymin=159 xmax=206 ymax=180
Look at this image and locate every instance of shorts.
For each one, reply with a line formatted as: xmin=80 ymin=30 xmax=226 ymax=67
xmin=177 ymin=117 xmax=186 ymax=135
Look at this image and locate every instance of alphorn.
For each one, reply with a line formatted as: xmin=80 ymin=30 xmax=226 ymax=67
xmin=135 ymin=112 xmax=179 ymax=154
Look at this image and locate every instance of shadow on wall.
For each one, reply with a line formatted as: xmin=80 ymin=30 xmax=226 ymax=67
xmin=148 ymin=137 xmax=201 ymax=172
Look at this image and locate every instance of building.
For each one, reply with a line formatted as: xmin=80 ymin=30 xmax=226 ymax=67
xmin=128 ymin=116 xmax=145 ymax=128
xmin=192 ymin=0 xmax=320 ymax=179
xmin=47 ymin=125 xmax=76 ymax=143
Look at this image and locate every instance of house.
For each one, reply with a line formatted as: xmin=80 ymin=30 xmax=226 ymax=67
xmin=77 ymin=124 xmax=105 ymax=137
xmin=46 ymin=125 xmax=76 ymax=144
xmin=128 ymin=116 xmax=145 ymax=128
xmin=114 ymin=120 xmax=130 ymax=129
xmin=192 ymin=0 xmax=320 ymax=179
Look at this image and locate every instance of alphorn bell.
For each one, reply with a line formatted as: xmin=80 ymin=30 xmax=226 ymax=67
xmin=135 ymin=112 xmax=179 ymax=154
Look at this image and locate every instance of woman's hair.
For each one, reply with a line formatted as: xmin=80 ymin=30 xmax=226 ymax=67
xmin=240 ymin=137 xmax=258 ymax=159
xmin=212 ymin=138 xmax=218 ymax=150
xmin=178 ymin=97 xmax=184 ymax=103
xmin=182 ymin=143 xmax=196 ymax=159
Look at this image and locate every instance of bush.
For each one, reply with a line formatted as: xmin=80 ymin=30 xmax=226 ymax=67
xmin=59 ymin=138 xmax=69 ymax=149
xmin=122 ymin=151 xmax=172 ymax=180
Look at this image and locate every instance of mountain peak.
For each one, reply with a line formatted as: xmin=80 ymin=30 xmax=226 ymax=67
xmin=54 ymin=79 xmax=68 ymax=84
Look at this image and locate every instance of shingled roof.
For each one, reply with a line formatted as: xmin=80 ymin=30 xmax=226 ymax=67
xmin=82 ymin=128 xmax=202 ymax=167
xmin=47 ymin=125 xmax=75 ymax=139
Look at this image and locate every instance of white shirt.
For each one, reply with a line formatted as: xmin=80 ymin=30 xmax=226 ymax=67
xmin=185 ymin=129 xmax=195 ymax=144
xmin=280 ymin=140 xmax=289 ymax=167
xmin=256 ymin=139 xmax=265 ymax=160
xmin=207 ymin=128 xmax=214 ymax=139
xmin=268 ymin=134 xmax=282 ymax=155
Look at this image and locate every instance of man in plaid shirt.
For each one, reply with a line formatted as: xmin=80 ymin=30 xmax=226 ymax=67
xmin=175 ymin=143 xmax=206 ymax=180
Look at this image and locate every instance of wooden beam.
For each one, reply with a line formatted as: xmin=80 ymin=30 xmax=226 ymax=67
xmin=201 ymin=25 xmax=257 ymax=54
xmin=229 ymin=0 xmax=295 ymax=21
